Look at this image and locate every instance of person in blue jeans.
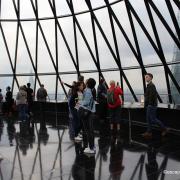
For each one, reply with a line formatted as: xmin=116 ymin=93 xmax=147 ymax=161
xmin=78 ymin=78 xmax=96 ymax=154
xmin=142 ymin=73 xmax=169 ymax=138
xmin=16 ymin=86 xmax=28 ymax=122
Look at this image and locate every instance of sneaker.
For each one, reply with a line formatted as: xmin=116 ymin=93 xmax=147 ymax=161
xmin=84 ymin=147 xmax=95 ymax=154
xmin=74 ymin=135 xmax=82 ymax=142
xmin=78 ymin=133 xmax=83 ymax=138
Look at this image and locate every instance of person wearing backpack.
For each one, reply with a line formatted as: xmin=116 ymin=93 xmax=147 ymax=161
xmin=36 ymin=84 xmax=48 ymax=129
xmin=107 ymin=80 xmax=123 ymax=135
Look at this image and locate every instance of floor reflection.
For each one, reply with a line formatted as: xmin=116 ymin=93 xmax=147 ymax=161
xmin=0 ymin=116 xmax=179 ymax=180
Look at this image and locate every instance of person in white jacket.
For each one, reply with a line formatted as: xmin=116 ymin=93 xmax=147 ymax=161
xmin=16 ymin=86 xmax=28 ymax=122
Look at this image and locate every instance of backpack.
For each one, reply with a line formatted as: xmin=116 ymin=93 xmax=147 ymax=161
xmin=107 ymin=89 xmax=116 ymax=105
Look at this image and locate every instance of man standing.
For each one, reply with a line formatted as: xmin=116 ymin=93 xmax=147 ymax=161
xmin=26 ymin=83 xmax=34 ymax=114
xmin=142 ymin=73 xmax=169 ymax=138
xmin=36 ymin=84 xmax=47 ymax=102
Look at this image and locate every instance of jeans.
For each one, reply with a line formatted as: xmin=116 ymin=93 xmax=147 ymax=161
xmin=18 ymin=104 xmax=28 ymax=121
xmin=71 ymin=108 xmax=82 ymax=137
xmin=146 ymin=105 xmax=165 ymax=132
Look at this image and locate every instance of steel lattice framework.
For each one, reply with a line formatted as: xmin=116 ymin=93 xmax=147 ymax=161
xmin=0 ymin=0 xmax=179 ymax=103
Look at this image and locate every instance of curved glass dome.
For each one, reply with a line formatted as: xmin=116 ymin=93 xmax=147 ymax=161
xmin=0 ymin=0 xmax=179 ymax=103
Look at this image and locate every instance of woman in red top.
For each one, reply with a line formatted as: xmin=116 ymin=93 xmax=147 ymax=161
xmin=107 ymin=80 xmax=123 ymax=135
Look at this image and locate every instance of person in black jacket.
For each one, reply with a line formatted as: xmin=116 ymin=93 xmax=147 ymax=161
xmin=142 ymin=73 xmax=169 ymax=138
xmin=97 ymin=78 xmax=107 ymax=121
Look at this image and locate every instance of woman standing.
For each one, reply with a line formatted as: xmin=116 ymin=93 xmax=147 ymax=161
xmin=78 ymin=78 xmax=96 ymax=154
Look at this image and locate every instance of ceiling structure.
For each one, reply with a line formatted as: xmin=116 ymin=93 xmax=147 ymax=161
xmin=0 ymin=0 xmax=179 ymax=103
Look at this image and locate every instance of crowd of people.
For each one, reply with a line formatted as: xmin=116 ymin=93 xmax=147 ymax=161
xmin=0 ymin=83 xmax=48 ymax=121
xmin=62 ymin=75 xmax=123 ymax=154
xmin=0 ymin=73 xmax=169 ymax=155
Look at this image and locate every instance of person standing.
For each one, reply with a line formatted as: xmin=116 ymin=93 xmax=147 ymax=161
xmin=26 ymin=83 xmax=34 ymax=114
xmin=107 ymin=80 xmax=123 ymax=135
xmin=5 ymin=86 xmax=13 ymax=117
xmin=36 ymin=84 xmax=48 ymax=102
xmin=78 ymin=78 xmax=96 ymax=154
xmin=16 ymin=86 xmax=28 ymax=122
xmin=97 ymin=78 xmax=107 ymax=121
xmin=142 ymin=73 xmax=169 ymax=138
xmin=36 ymin=84 xmax=48 ymax=130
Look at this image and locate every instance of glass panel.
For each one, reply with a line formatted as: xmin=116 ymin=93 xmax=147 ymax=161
xmin=72 ymin=0 xmax=88 ymax=13
xmin=0 ymin=77 xmax=13 ymax=97
xmin=16 ymin=31 xmax=35 ymax=74
xmin=40 ymin=20 xmax=56 ymax=61
xmin=20 ymin=0 xmax=35 ymax=19
xmin=21 ymin=21 xmax=36 ymax=63
xmin=169 ymin=64 xmax=180 ymax=104
xmin=37 ymin=0 xmax=53 ymax=18
xmin=76 ymin=13 xmax=96 ymax=56
xmin=1 ymin=22 xmax=18 ymax=64
xmin=151 ymin=7 xmax=177 ymax=63
xmin=132 ymin=16 xmax=162 ymax=65
xmin=153 ymin=0 xmax=178 ymax=33
xmin=55 ymin=0 xmax=71 ymax=16
xmin=129 ymin=0 xmax=157 ymax=43
xmin=37 ymin=27 xmax=56 ymax=73
xmin=57 ymin=17 xmax=77 ymax=72
xmin=123 ymin=69 xmax=144 ymax=102
xmin=0 ymin=31 xmax=13 ymax=74
xmin=1 ymin=0 xmax=17 ymax=19
xmin=90 ymin=0 xmax=105 ymax=9
xmin=112 ymin=1 xmax=136 ymax=48
xmin=76 ymin=23 xmax=97 ymax=71
xmin=94 ymin=8 xmax=116 ymax=53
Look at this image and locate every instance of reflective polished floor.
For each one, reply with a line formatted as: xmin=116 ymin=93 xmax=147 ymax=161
xmin=0 ymin=117 xmax=180 ymax=180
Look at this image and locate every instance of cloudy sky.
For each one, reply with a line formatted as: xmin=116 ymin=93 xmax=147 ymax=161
xmin=0 ymin=0 xmax=179 ymax=99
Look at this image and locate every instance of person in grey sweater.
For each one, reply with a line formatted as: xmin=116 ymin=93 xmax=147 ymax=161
xmin=16 ymin=86 xmax=28 ymax=122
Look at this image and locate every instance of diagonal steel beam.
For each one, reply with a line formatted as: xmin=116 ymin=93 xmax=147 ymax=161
xmin=85 ymin=0 xmax=138 ymax=101
xmin=127 ymin=0 xmax=180 ymax=95
xmin=12 ymin=0 xmax=41 ymax=86
xmin=148 ymin=0 xmax=180 ymax=49
xmin=165 ymin=0 xmax=180 ymax=40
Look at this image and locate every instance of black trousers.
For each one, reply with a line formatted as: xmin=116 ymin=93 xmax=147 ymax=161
xmin=82 ymin=113 xmax=95 ymax=149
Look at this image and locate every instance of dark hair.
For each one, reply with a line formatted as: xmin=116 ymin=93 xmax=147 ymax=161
xmin=27 ymin=83 xmax=31 ymax=87
xmin=146 ymin=73 xmax=153 ymax=79
xmin=87 ymin=78 xmax=96 ymax=89
xmin=6 ymin=86 xmax=11 ymax=90
xmin=78 ymin=75 xmax=84 ymax=82
xmin=76 ymin=81 xmax=84 ymax=88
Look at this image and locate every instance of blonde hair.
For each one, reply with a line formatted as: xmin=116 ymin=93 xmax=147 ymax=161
xmin=109 ymin=80 xmax=115 ymax=86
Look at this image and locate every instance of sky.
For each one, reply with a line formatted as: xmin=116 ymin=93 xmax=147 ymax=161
xmin=0 ymin=0 xmax=179 ymax=98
